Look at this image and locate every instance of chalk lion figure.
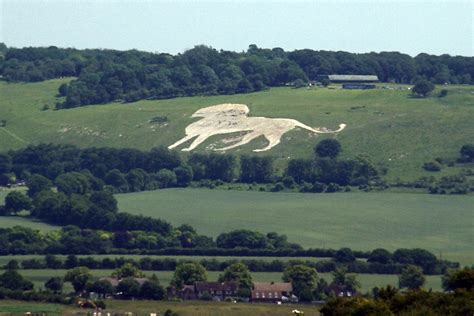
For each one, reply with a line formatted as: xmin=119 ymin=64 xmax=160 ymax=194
xmin=168 ymin=103 xmax=346 ymax=152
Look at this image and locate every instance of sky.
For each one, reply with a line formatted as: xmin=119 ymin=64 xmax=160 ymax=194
xmin=1 ymin=0 xmax=473 ymax=57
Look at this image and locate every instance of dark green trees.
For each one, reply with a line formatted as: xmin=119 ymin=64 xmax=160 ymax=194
xmin=282 ymin=265 xmax=318 ymax=302
xmin=398 ymin=265 xmax=426 ymax=289
xmin=171 ymin=262 xmax=207 ymax=288
xmin=412 ymin=79 xmax=435 ymax=97
xmin=315 ymin=139 xmax=341 ymax=159
xmin=4 ymin=191 xmax=32 ymax=214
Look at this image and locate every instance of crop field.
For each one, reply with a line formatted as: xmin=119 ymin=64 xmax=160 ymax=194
xmin=117 ymin=189 xmax=474 ymax=266
xmin=1 ymin=80 xmax=473 ymax=181
xmin=0 ymin=269 xmax=442 ymax=293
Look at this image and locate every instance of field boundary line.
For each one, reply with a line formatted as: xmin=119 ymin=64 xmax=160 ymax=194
xmin=0 ymin=127 xmax=28 ymax=144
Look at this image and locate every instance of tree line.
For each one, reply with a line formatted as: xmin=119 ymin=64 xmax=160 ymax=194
xmin=0 ymin=142 xmax=382 ymax=196
xmin=5 ymin=249 xmax=457 ymax=276
xmin=0 ymin=44 xmax=472 ymax=107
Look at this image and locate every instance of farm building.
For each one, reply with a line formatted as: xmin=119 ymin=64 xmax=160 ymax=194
xmin=167 ymin=281 xmax=239 ymax=301
xmin=251 ymin=282 xmax=295 ymax=302
xmin=326 ymin=74 xmax=379 ymax=83
xmin=342 ymin=83 xmax=376 ymax=89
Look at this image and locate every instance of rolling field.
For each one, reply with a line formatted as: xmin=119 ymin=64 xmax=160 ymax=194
xmin=1 ymin=80 xmax=473 ymax=181
xmin=117 ymin=189 xmax=474 ymax=265
xmin=0 ymin=269 xmax=443 ymax=293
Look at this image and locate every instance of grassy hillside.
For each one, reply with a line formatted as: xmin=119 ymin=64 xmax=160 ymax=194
xmin=116 ymin=189 xmax=474 ymax=265
xmin=1 ymin=80 xmax=473 ymax=181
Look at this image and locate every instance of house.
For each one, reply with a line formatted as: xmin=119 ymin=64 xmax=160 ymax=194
xmin=251 ymin=282 xmax=294 ymax=302
xmin=167 ymin=284 xmax=197 ymax=300
xmin=168 ymin=282 xmax=238 ymax=301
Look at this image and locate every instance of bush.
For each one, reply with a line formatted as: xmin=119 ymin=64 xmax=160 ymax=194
xmin=438 ymin=89 xmax=448 ymax=97
xmin=423 ymin=161 xmax=442 ymax=172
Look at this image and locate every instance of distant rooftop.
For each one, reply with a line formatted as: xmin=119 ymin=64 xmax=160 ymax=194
xmin=328 ymin=75 xmax=379 ymax=82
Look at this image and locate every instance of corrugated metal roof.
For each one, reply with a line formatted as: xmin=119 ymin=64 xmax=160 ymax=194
xmin=328 ymin=75 xmax=379 ymax=81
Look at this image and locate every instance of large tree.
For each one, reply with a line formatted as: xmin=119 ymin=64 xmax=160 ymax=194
xmin=4 ymin=191 xmax=32 ymax=214
xmin=64 ymin=266 xmax=92 ymax=293
xmin=218 ymin=263 xmax=253 ymax=297
xmin=171 ymin=262 xmax=207 ymax=288
xmin=399 ymin=265 xmax=425 ymax=290
xmin=282 ymin=265 xmax=318 ymax=301
xmin=315 ymin=139 xmax=341 ymax=159
xmin=412 ymin=79 xmax=435 ymax=97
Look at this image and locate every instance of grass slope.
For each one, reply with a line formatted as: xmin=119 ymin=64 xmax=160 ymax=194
xmin=116 ymin=189 xmax=474 ymax=265
xmin=1 ymin=80 xmax=473 ymax=181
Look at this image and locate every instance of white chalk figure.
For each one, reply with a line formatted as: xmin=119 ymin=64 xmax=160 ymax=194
xmin=168 ymin=103 xmax=346 ymax=152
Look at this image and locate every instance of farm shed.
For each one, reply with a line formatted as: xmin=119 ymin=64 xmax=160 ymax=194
xmin=327 ymin=74 xmax=379 ymax=83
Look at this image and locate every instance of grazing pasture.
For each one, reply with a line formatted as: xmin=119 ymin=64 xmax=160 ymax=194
xmin=1 ymin=80 xmax=473 ymax=181
xmin=117 ymin=189 xmax=474 ymax=265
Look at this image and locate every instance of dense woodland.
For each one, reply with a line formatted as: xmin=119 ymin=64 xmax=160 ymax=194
xmin=0 ymin=43 xmax=473 ymax=107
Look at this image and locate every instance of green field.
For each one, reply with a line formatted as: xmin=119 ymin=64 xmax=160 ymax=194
xmin=1 ymin=79 xmax=473 ymax=181
xmin=0 ymin=299 xmax=322 ymax=316
xmin=117 ymin=189 xmax=474 ymax=265
xmin=0 ymin=269 xmax=443 ymax=293
xmin=0 ymin=215 xmax=58 ymax=231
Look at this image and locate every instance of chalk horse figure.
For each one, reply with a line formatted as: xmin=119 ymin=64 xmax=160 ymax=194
xmin=168 ymin=103 xmax=346 ymax=152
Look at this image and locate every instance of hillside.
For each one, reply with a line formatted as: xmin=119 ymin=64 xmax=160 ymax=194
xmin=0 ymin=79 xmax=473 ymax=181
xmin=116 ymin=188 xmax=474 ymax=266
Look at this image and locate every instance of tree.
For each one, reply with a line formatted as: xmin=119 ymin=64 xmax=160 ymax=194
xmin=173 ymin=165 xmax=194 ymax=187
xmin=27 ymin=174 xmax=52 ymax=197
xmin=112 ymin=263 xmax=144 ymax=279
xmin=442 ymin=268 xmax=474 ymax=292
xmin=282 ymin=265 xmax=318 ymax=301
xmin=4 ymin=191 xmax=32 ymax=214
xmin=55 ymin=172 xmax=90 ymax=195
xmin=334 ymin=247 xmax=356 ymax=263
xmin=216 ymin=230 xmax=268 ymax=249
xmin=218 ymin=263 xmax=253 ymax=297
xmin=332 ymin=267 xmax=361 ymax=292
xmin=64 ymin=266 xmax=92 ymax=293
xmin=321 ymin=78 xmax=331 ymax=87
xmin=460 ymin=144 xmax=474 ymax=160
xmin=171 ymin=262 xmax=207 ymax=288
xmin=5 ymin=260 xmax=19 ymax=270
xmin=89 ymin=190 xmax=118 ymax=213
xmin=399 ymin=265 xmax=425 ymax=290
xmin=117 ymin=277 xmax=141 ymax=299
xmin=368 ymin=248 xmax=392 ymax=264
xmin=0 ymin=269 xmax=34 ymax=291
xmin=45 ymin=254 xmax=63 ymax=269
xmin=45 ymin=277 xmax=63 ymax=293
xmin=88 ymin=279 xmax=114 ymax=297
xmin=140 ymin=280 xmax=165 ymax=300
xmin=315 ymin=139 xmax=341 ymax=159
xmin=412 ymin=79 xmax=435 ymax=97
